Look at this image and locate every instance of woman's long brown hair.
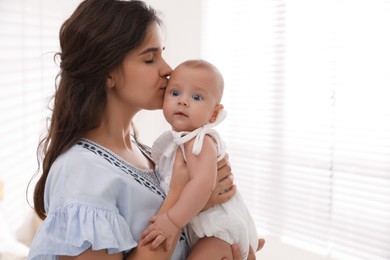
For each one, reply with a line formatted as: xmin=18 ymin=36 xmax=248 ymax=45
xmin=33 ymin=0 xmax=161 ymax=220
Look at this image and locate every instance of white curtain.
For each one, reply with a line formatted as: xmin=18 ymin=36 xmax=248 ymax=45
xmin=201 ymin=0 xmax=390 ymax=259
xmin=0 ymin=0 xmax=79 ymax=234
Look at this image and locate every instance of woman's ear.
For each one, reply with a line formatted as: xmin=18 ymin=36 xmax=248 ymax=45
xmin=106 ymin=74 xmax=115 ymax=89
xmin=209 ymin=104 xmax=224 ymax=123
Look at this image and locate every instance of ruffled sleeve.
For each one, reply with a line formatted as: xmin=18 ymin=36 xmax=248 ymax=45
xmin=28 ymin=144 xmax=142 ymax=260
xmin=28 ymin=203 xmax=136 ymax=259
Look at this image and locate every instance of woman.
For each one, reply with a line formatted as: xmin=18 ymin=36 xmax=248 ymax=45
xmin=28 ymin=0 xmax=263 ymax=259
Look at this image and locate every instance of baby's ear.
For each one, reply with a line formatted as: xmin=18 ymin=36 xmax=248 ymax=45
xmin=209 ymin=104 xmax=224 ymax=123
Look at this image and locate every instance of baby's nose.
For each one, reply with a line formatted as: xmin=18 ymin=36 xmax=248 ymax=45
xmin=178 ymin=97 xmax=188 ymax=106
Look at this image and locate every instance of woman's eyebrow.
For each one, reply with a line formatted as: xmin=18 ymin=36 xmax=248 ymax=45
xmin=139 ymin=47 xmax=158 ymax=55
xmin=139 ymin=46 xmax=165 ymax=55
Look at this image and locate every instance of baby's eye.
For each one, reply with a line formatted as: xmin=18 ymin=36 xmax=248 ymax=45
xmin=172 ymin=90 xmax=180 ymax=96
xmin=192 ymin=94 xmax=202 ymax=101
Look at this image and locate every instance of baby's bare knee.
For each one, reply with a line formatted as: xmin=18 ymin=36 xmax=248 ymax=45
xmin=188 ymin=237 xmax=233 ymax=260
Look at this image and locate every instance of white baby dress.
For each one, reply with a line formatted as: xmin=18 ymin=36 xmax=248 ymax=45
xmin=152 ymin=110 xmax=258 ymax=259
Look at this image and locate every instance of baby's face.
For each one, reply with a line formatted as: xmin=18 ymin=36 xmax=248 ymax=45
xmin=163 ymin=66 xmax=222 ymax=132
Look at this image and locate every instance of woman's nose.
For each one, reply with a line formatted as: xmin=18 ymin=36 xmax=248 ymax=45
xmin=160 ymin=59 xmax=173 ymax=79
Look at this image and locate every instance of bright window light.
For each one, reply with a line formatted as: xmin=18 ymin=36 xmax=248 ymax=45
xmin=201 ymin=0 xmax=390 ymax=259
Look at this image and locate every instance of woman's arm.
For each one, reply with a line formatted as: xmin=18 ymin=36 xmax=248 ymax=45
xmin=203 ymin=154 xmax=236 ymax=210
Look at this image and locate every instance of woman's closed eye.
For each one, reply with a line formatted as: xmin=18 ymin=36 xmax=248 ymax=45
xmin=144 ymin=53 xmax=155 ymax=64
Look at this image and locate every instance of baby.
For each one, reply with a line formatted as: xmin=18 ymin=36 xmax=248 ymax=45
xmin=141 ymin=60 xmax=258 ymax=259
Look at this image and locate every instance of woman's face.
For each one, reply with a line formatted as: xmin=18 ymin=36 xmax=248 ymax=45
xmin=109 ymin=22 xmax=172 ymax=111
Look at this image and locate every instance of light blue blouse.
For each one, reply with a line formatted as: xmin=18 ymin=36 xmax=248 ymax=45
xmin=28 ymin=139 xmax=189 ymax=259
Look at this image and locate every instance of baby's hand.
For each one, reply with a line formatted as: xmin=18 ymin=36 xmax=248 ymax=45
xmin=140 ymin=212 xmax=180 ymax=251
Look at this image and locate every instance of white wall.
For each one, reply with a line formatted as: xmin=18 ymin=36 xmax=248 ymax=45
xmin=256 ymin=236 xmax=339 ymax=260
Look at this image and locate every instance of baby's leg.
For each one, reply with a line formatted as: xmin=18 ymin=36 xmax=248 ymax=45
xmin=187 ymin=237 xmax=233 ymax=260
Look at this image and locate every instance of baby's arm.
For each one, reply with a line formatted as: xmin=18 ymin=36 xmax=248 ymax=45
xmin=141 ymin=135 xmax=218 ymax=250
xmin=168 ymin=135 xmax=218 ymax=226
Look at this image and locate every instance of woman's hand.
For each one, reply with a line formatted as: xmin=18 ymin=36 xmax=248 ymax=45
xmin=226 ymin=238 xmax=266 ymax=260
xmin=203 ymin=154 xmax=236 ymax=210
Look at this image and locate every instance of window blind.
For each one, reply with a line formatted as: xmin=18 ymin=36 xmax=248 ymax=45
xmin=201 ymin=0 xmax=390 ymax=259
xmin=0 ymin=0 xmax=80 ymax=233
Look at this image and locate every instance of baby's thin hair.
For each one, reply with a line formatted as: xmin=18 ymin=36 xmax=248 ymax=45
xmin=178 ymin=59 xmax=224 ymax=96
xmin=179 ymin=59 xmax=221 ymax=76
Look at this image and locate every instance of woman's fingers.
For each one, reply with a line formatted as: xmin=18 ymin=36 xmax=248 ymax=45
xmin=229 ymin=238 xmax=266 ymax=260
xmin=257 ymin=238 xmax=266 ymax=251
xmin=218 ymin=174 xmax=234 ymax=193
xmin=216 ymin=154 xmax=232 ymax=182
xmin=216 ymin=184 xmax=237 ymax=204
xmin=247 ymin=244 xmax=256 ymax=260
xmin=228 ymin=244 xmax=242 ymax=260
xmin=217 ymin=153 xmax=229 ymax=169
xmin=203 ymin=158 xmax=236 ymax=211
xmin=246 ymin=238 xmax=266 ymax=260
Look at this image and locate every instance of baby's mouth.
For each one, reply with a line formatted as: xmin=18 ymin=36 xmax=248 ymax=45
xmin=174 ymin=111 xmax=187 ymax=117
